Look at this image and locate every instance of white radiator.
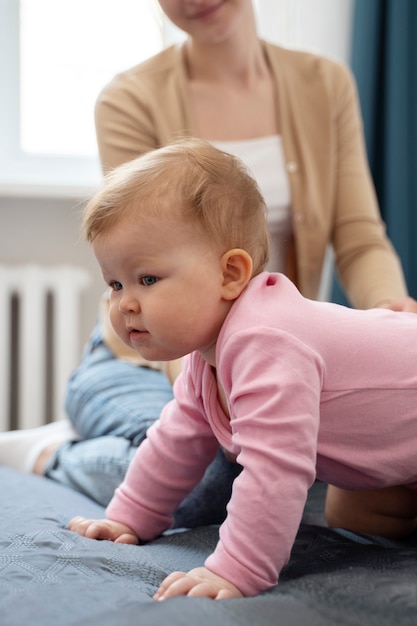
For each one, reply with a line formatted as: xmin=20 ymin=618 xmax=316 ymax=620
xmin=0 ymin=264 xmax=91 ymax=432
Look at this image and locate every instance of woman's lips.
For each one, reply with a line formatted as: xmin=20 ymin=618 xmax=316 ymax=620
xmin=188 ymin=1 xmax=223 ymax=21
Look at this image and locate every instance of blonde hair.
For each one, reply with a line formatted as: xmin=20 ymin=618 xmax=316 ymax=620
xmin=83 ymin=137 xmax=270 ymax=275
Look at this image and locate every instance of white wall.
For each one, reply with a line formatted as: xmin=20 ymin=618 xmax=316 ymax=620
xmin=256 ymin=0 xmax=354 ymax=63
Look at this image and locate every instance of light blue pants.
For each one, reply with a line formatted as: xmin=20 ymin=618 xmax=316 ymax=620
xmin=45 ymin=323 xmax=241 ymax=527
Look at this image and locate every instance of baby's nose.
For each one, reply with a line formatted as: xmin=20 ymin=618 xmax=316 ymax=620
xmin=119 ymin=292 xmax=140 ymax=313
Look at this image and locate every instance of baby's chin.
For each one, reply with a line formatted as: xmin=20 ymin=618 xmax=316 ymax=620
xmin=133 ymin=343 xmax=185 ymax=364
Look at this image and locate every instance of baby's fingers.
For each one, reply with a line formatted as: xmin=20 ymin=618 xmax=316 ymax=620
xmin=68 ymin=516 xmax=139 ymax=544
xmin=154 ymin=567 xmax=244 ymax=601
xmin=68 ymin=516 xmax=112 ymax=540
xmin=154 ymin=571 xmax=189 ymax=600
xmin=154 ymin=570 xmax=237 ymax=600
xmin=114 ymin=532 xmax=140 ymax=545
xmin=215 ymin=588 xmax=239 ymax=600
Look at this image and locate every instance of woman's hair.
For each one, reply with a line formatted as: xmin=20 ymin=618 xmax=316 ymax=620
xmin=83 ymin=137 xmax=270 ymax=275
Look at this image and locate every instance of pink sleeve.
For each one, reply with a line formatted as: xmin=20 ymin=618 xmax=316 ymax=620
xmin=205 ymin=329 xmax=322 ymax=596
xmin=106 ymin=366 xmax=219 ymax=540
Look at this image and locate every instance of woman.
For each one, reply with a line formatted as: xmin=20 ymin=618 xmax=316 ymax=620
xmin=2 ymin=0 xmax=416 ymax=528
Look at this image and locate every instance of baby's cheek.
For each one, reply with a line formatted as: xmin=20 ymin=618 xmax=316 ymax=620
xmin=110 ymin=310 xmax=125 ymax=337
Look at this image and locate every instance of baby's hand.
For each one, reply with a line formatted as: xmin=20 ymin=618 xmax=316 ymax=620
xmin=154 ymin=566 xmax=243 ymax=600
xmin=68 ymin=516 xmax=139 ymax=544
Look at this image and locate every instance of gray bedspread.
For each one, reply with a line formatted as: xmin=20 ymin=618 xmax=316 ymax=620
xmin=1 ymin=467 xmax=416 ymax=626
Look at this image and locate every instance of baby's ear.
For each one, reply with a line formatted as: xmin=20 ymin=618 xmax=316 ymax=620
xmin=220 ymin=249 xmax=253 ymax=300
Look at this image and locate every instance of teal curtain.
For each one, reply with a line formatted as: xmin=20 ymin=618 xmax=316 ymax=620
xmin=332 ymin=0 xmax=417 ymax=304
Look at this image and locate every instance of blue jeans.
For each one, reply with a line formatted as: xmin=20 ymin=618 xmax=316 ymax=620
xmin=45 ymin=323 xmax=241 ymax=527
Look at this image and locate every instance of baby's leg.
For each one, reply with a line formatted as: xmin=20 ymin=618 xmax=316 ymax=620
xmin=325 ymin=484 xmax=417 ymax=539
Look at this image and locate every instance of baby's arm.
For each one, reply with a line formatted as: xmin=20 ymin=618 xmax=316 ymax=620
xmin=154 ymin=567 xmax=243 ymax=600
xmin=68 ymin=516 xmax=139 ymax=544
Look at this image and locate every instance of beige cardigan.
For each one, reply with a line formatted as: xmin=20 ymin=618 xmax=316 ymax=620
xmin=95 ymin=41 xmax=408 ymax=366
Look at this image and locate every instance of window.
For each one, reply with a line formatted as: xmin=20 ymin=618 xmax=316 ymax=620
xmin=20 ymin=0 xmax=164 ymax=158
xmin=0 ymin=0 xmax=183 ymax=195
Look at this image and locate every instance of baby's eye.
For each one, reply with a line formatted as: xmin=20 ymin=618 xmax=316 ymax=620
xmin=109 ymin=281 xmax=123 ymax=292
xmin=140 ymin=276 xmax=159 ymax=287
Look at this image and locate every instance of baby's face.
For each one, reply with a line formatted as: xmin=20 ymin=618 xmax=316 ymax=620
xmin=92 ymin=211 xmax=231 ymax=365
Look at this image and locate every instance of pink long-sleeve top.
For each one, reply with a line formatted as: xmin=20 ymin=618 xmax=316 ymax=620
xmin=107 ymin=272 xmax=417 ymax=596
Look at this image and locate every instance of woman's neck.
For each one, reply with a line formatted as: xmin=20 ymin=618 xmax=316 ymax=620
xmin=183 ymin=32 xmax=268 ymax=88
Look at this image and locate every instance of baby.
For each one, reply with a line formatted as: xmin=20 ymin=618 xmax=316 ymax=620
xmin=69 ymin=138 xmax=417 ymax=599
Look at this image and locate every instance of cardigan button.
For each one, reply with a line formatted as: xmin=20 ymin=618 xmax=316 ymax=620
xmin=286 ymin=161 xmax=298 ymax=173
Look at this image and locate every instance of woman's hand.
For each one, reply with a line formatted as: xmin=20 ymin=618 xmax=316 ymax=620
xmin=68 ymin=516 xmax=139 ymax=544
xmin=154 ymin=566 xmax=243 ymax=601
xmin=378 ymin=297 xmax=417 ymax=314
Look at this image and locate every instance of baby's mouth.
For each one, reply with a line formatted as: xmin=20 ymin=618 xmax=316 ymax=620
xmin=127 ymin=326 xmax=148 ymax=339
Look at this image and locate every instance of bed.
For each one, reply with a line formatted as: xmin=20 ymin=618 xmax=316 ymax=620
xmin=1 ymin=467 xmax=416 ymax=626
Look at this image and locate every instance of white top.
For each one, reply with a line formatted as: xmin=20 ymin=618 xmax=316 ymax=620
xmin=212 ymin=135 xmax=292 ymax=273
